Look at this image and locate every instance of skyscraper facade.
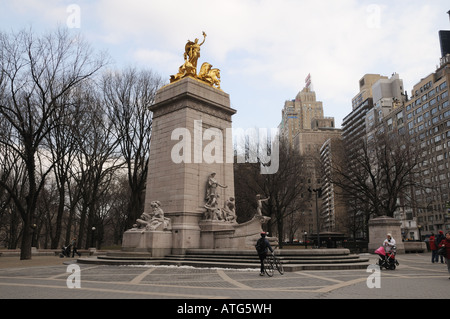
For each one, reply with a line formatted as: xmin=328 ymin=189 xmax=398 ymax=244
xmin=279 ymin=80 xmax=341 ymax=238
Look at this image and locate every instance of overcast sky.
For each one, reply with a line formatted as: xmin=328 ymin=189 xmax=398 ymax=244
xmin=1 ymin=0 xmax=449 ymax=130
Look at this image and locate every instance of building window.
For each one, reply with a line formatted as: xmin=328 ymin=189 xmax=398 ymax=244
xmin=387 ymin=118 xmax=393 ymax=131
xmin=397 ymin=112 xmax=403 ymax=125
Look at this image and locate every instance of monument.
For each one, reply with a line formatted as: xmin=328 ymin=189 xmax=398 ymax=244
xmin=121 ymin=32 xmax=271 ymax=256
xmin=368 ymin=216 xmax=405 ymax=254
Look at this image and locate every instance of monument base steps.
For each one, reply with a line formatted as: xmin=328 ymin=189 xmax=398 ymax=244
xmin=78 ymin=248 xmax=371 ymax=271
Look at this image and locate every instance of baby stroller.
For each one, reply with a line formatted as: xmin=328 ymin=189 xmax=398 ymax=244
xmin=59 ymin=245 xmax=72 ymax=258
xmin=375 ymin=246 xmax=399 ymax=270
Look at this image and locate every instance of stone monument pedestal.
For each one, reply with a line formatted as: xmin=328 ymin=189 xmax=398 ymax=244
xmin=198 ymin=215 xmax=273 ymax=250
xmin=199 ymin=220 xmax=236 ymax=249
xmin=145 ymin=76 xmax=236 ymax=255
xmin=368 ymin=216 xmax=405 ymax=254
xmin=122 ymin=230 xmax=173 ymax=257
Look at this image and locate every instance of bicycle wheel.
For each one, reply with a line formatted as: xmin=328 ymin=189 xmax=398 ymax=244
xmin=264 ymin=257 xmax=274 ymax=277
xmin=273 ymin=256 xmax=284 ymax=275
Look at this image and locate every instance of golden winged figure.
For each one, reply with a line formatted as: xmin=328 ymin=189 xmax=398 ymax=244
xmin=184 ymin=31 xmax=207 ymax=69
xmin=170 ymin=31 xmax=221 ymax=90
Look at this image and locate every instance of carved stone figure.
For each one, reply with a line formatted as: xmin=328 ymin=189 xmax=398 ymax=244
xmin=223 ymin=197 xmax=237 ymax=223
xmin=205 ymin=172 xmax=227 ymax=206
xmin=203 ymin=173 xmax=236 ymax=222
xmin=256 ymin=194 xmax=270 ymax=216
xmin=131 ymin=201 xmax=171 ymax=232
xmin=204 ymin=194 xmax=221 ymax=220
xmin=148 ymin=201 xmax=171 ymax=231
xmin=133 ymin=211 xmax=153 ymax=230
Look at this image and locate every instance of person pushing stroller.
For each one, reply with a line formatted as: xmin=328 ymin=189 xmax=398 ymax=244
xmin=383 ymin=233 xmax=396 ymax=254
xmin=375 ymin=233 xmax=399 ymax=270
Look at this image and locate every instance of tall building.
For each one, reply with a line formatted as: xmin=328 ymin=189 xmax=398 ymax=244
xmin=341 ymin=73 xmax=405 ymax=239
xmin=279 ymin=77 xmax=341 ymax=237
xmin=320 ymin=137 xmax=347 ymax=233
xmin=341 ymin=25 xmax=450 ymax=238
xmin=439 ymin=30 xmax=450 ymax=58
xmin=279 ymin=86 xmax=327 ymax=148
xmin=279 ymin=75 xmax=339 ymax=150
xmin=342 ymin=74 xmax=387 ymax=151
xmin=402 ymin=56 xmax=450 ymax=236
xmin=366 ymin=73 xmax=407 ymax=136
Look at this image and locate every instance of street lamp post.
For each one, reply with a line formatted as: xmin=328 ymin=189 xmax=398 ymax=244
xmin=91 ymin=227 xmax=96 ymax=248
xmin=308 ymin=187 xmax=322 ymax=248
xmin=304 ymin=231 xmax=308 ymax=249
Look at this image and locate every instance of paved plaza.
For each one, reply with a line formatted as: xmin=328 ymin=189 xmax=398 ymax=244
xmin=0 ymin=252 xmax=448 ymax=302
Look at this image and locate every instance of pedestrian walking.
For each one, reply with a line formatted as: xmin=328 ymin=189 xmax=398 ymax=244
xmin=436 ymin=231 xmax=445 ymax=264
xmin=255 ymin=232 xmax=273 ymax=276
xmin=71 ymin=237 xmax=81 ymax=258
xmin=438 ymin=232 xmax=450 ymax=280
xmin=429 ymin=233 xmax=438 ymax=263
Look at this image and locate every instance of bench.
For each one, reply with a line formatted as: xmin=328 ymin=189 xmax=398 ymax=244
xmin=403 ymin=242 xmax=427 ymax=253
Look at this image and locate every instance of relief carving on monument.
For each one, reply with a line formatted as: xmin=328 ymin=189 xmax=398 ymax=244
xmin=130 ymin=201 xmax=172 ymax=233
xmin=203 ymin=173 xmax=236 ymax=223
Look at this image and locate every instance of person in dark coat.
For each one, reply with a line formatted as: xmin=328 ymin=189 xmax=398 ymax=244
xmin=71 ymin=237 xmax=81 ymax=258
xmin=438 ymin=232 xmax=450 ymax=279
xmin=436 ymin=231 xmax=445 ymax=264
xmin=256 ymin=232 xmax=273 ymax=276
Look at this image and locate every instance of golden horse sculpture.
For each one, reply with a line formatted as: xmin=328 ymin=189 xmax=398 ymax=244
xmin=198 ymin=62 xmax=221 ymax=90
xmin=170 ymin=32 xmax=221 ymax=90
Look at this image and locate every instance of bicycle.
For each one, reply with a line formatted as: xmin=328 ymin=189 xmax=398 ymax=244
xmin=270 ymin=250 xmax=284 ymax=275
xmin=263 ymin=254 xmax=274 ymax=277
xmin=263 ymin=250 xmax=284 ymax=276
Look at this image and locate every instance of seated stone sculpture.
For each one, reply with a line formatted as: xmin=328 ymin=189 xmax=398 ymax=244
xmin=223 ymin=197 xmax=237 ymax=223
xmin=131 ymin=201 xmax=171 ymax=232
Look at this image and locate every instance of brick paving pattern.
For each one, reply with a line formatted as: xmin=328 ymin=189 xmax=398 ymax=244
xmin=0 ymin=253 xmax=448 ymax=301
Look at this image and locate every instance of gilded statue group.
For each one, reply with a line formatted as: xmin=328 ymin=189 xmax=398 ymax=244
xmin=204 ymin=172 xmax=236 ymax=223
xmin=170 ymin=31 xmax=221 ymax=90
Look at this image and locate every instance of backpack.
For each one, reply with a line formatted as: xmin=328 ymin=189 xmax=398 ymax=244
xmin=255 ymin=237 xmax=267 ymax=254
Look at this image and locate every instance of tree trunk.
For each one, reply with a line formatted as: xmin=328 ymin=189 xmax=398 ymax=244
xmin=20 ymin=212 xmax=33 ymax=260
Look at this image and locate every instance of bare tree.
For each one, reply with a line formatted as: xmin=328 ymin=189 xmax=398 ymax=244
xmin=234 ymin=137 xmax=309 ymax=247
xmin=71 ymin=87 xmax=121 ymax=249
xmin=43 ymin=84 xmax=82 ymax=249
xmin=0 ymin=117 xmax=26 ymax=248
xmin=102 ymin=67 xmax=163 ymax=230
xmin=330 ymin=130 xmax=425 ymax=230
xmin=0 ymin=28 xmax=108 ymax=259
